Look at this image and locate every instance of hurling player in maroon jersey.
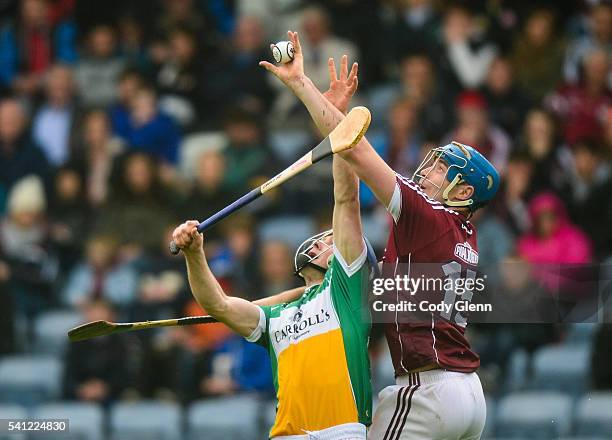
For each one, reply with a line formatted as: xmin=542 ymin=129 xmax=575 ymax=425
xmin=261 ymin=31 xmax=500 ymax=440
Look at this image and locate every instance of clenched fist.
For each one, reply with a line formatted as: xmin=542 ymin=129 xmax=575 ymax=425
xmin=171 ymin=221 xmax=204 ymax=255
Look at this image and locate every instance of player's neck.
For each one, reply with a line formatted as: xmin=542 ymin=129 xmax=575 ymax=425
xmin=302 ymin=268 xmax=324 ymax=287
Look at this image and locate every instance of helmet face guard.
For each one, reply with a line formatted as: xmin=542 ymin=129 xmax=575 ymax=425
xmin=294 ymin=229 xmax=333 ymax=278
xmin=413 ymin=146 xmax=472 ymax=208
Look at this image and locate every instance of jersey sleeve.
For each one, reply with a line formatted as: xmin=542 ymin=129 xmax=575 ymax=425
xmin=386 ymin=175 xmax=452 ymax=254
xmin=330 ymin=243 xmax=368 ymax=310
xmin=244 ymin=305 xmax=270 ymax=348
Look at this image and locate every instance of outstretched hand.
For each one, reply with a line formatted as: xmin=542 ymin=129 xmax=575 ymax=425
xmin=259 ymin=31 xmax=305 ymax=91
xmin=323 ymin=55 xmax=358 ymax=114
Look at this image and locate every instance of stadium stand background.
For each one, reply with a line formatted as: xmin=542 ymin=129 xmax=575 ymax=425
xmin=0 ymin=0 xmax=611 ymax=438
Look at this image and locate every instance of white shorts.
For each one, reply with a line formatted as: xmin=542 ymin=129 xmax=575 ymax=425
xmin=273 ymin=422 xmax=366 ymax=440
xmin=368 ymin=370 xmax=486 ymax=440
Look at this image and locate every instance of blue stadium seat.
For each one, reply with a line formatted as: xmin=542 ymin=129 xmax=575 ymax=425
xmin=188 ymin=395 xmax=259 ymax=440
xmin=504 ymin=349 xmax=528 ymax=392
xmin=110 ymin=401 xmax=181 ymax=440
xmin=262 ymin=400 xmax=277 ymax=438
xmin=496 ymin=391 xmax=572 ymax=438
xmin=372 ymin=345 xmax=395 ymax=394
xmin=269 ymin=129 xmax=311 ymax=164
xmin=575 ymin=392 xmax=612 ymax=437
xmin=34 ymin=309 xmax=83 ymax=354
xmin=0 ymin=404 xmax=28 ymax=440
xmin=531 ymin=345 xmax=590 ymax=395
xmin=259 ymin=216 xmax=315 ymax=249
xmin=482 ymin=396 xmax=495 ymax=438
xmin=565 ymin=324 xmax=597 ymax=344
xmin=34 ymin=402 xmax=103 ymax=440
xmin=0 ymin=355 xmax=62 ymax=407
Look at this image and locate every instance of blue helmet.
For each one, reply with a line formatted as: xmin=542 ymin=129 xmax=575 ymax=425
xmin=414 ymin=141 xmax=500 ymax=211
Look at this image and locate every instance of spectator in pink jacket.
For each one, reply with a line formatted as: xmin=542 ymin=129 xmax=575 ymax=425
xmin=518 ymin=192 xmax=592 ymax=295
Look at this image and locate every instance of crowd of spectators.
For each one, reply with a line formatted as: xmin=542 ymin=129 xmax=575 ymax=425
xmin=0 ymin=0 xmax=611 ymax=407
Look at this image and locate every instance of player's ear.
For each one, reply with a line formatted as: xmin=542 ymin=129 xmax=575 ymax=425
xmin=456 ymin=184 xmax=474 ymax=202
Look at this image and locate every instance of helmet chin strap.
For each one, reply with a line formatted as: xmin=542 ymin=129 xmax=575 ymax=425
xmin=441 ymin=174 xmax=474 ymax=208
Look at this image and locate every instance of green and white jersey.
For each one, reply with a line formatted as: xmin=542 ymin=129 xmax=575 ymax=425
xmin=246 ymin=244 xmax=372 ymax=437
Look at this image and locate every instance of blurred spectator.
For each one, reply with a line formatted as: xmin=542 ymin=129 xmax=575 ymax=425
xmin=113 ymin=86 xmax=181 ymax=164
xmin=492 ymin=153 xmax=533 ymax=234
xmin=48 ymin=166 xmax=89 ymax=272
xmin=0 ymin=254 xmax=15 ymax=354
xmin=154 ymin=29 xmax=202 ymax=128
xmin=96 ymin=152 xmax=176 ymax=253
xmin=473 ymin=208 xmax=514 ymax=286
xmin=299 ymin=6 xmax=358 ymax=93
xmin=130 ymin=224 xmax=188 ymax=324
xmin=438 ymin=4 xmax=497 ymax=90
xmin=369 ymin=53 xmax=451 ymax=138
xmin=0 ymin=0 xmax=77 ymax=95
xmin=32 ymin=64 xmax=78 ymax=167
xmin=0 ymin=98 xmax=50 ymax=208
xmin=199 ymin=334 xmax=274 ymax=396
xmin=205 ymin=16 xmax=275 ymax=118
xmin=181 ymin=149 xmax=236 ymax=231
xmin=385 ymin=0 xmax=439 ymax=59
xmin=517 ymin=192 xmax=593 ymax=294
xmin=517 ymin=108 xmax=567 ymax=194
xmin=546 ymin=48 xmax=612 ymax=145
xmin=117 ymin=15 xmax=150 ymax=72
xmin=62 ymin=233 xmax=138 ymax=307
xmin=75 ymin=25 xmax=126 ymax=108
xmin=372 ymin=98 xmax=422 ymax=177
xmin=109 ymin=68 xmax=145 ymax=137
xmin=258 ymin=240 xmax=299 ymax=298
xmin=442 ymin=91 xmax=511 ymax=172
xmin=564 ymin=2 xmax=612 ymax=89
xmin=64 ymin=300 xmax=138 ymax=404
xmin=155 ymin=0 xmax=210 ymax=39
xmin=567 ymin=139 xmax=612 ymax=259
xmin=73 ymin=110 xmax=123 ymax=206
xmin=221 ymin=108 xmax=271 ymax=195
xmin=481 ymin=56 xmax=531 ymax=136
xmin=510 ymin=7 xmax=566 ymax=101
xmin=0 ymin=175 xmax=58 ymax=318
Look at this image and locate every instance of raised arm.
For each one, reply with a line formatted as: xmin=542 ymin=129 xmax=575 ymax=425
xmin=323 ymin=56 xmax=364 ymax=264
xmin=172 ymin=221 xmax=261 ymax=338
xmin=260 ymin=31 xmax=397 ymax=208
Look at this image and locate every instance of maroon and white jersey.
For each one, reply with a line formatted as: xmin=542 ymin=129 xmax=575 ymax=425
xmin=382 ymin=175 xmax=480 ymax=375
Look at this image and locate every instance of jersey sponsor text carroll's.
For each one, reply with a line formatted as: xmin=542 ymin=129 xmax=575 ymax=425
xmin=453 ymin=242 xmax=479 ymax=265
xmin=273 ymin=308 xmax=331 ymax=343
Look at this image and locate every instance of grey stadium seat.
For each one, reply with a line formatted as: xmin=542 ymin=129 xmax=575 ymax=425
xmin=482 ymin=396 xmax=495 ymax=439
xmin=0 ymin=404 xmax=28 ymax=440
xmin=34 ymin=402 xmax=103 ymax=440
xmin=188 ymin=395 xmax=259 ymax=440
xmin=34 ymin=309 xmax=83 ymax=354
xmin=110 ymin=401 xmax=181 ymax=440
xmin=495 ymin=391 xmax=572 ymax=438
xmin=531 ymin=345 xmax=590 ymax=395
xmin=0 ymin=355 xmax=63 ymax=407
xmin=269 ymin=129 xmax=311 ymax=164
xmin=259 ymin=216 xmax=315 ymax=249
xmin=575 ymin=392 xmax=612 ymax=437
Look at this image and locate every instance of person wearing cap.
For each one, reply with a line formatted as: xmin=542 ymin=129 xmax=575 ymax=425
xmin=172 ymin=58 xmax=373 ymax=439
xmin=260 ymin=31 xmax=501 ymax=440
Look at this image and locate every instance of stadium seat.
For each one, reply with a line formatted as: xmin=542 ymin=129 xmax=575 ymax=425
xmin=565 ymin=323 xmax=597 ymax=344
xmin=482 ymin=396 xmax=495 ymax=438
xmin=188 ymin=395 xmax=259 ymax=440
xmin=531 ymin=345 xmax=590 ymax=395
xmin=495 ymin=391 xmax=572 ymax=438
xmin=361 ymin=212 xmax=390 ymax=250
xmin=179 ymin=131 xmax=228 ymax=179
xmin=372 ymin=345 xmax=395 ymax=394
xmin=33 ymin=402 xmax=103 ymax=440
xmin=504 ymin=349 xmax=528 ymax=392
xmin=110 ymin=401 xmax=181 ymax=440
xmin=0 ymin=355 xmax=63 ymax=407
xmin=262 ymin=400 xmax=277 ymax=437
xmin=269 ymin=129 xmax=311 ymax=164
xmin=34 ymin=309 xmax=83 ymax=354
xmin=0 ymin=404 xmax=28 ymax=440
xmin=574 ymin=392 xmax=612 ymax=437
xmin=259 ymin=216 xmax=315 ymax=248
